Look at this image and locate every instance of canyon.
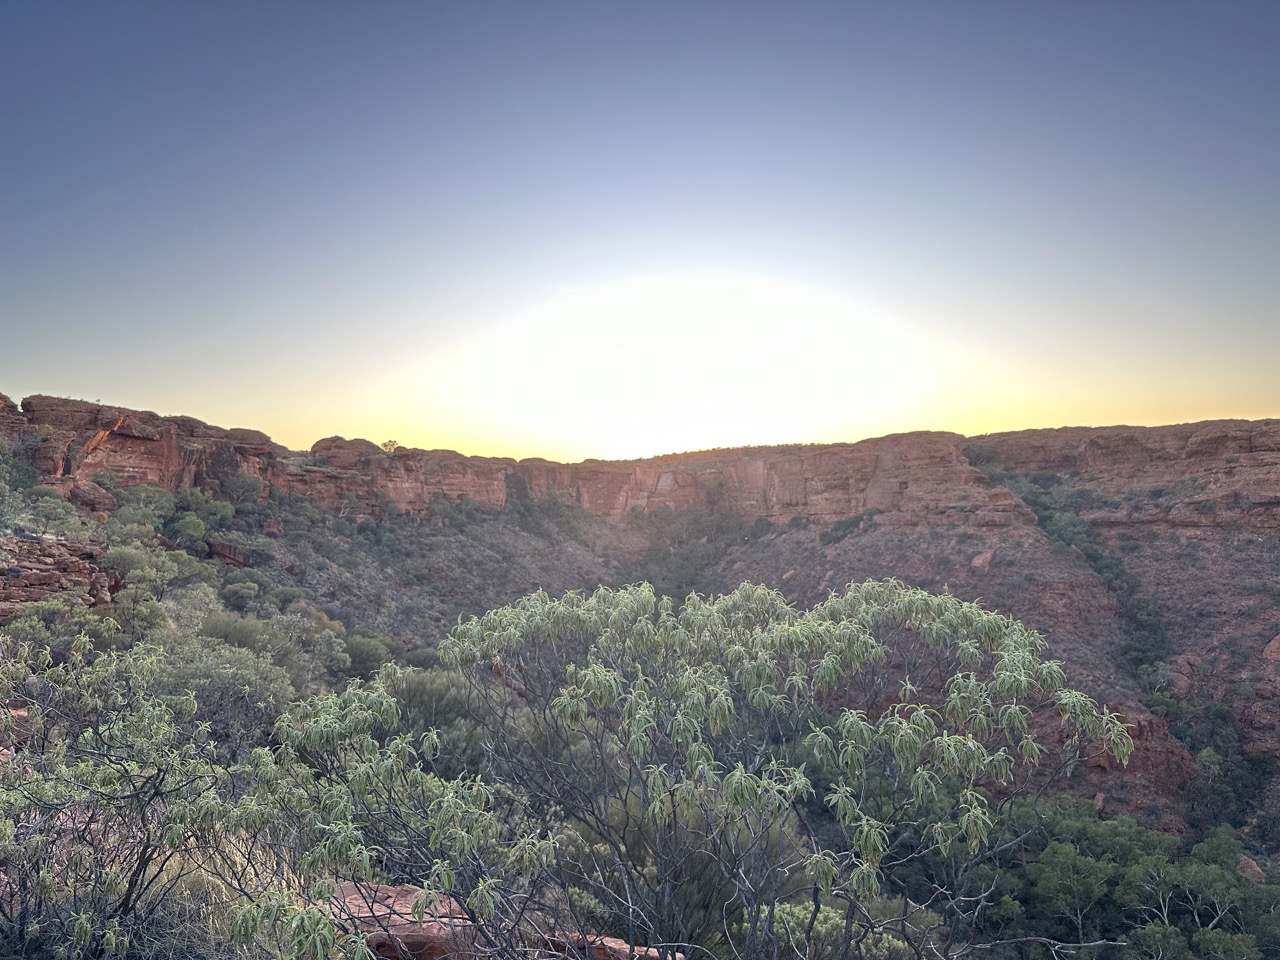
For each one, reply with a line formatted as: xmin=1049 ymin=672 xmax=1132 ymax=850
xmin=9 ymin=392 xmax=1279 ymax=530
xmin=3 ymin=390 xmax=1280 ymax=830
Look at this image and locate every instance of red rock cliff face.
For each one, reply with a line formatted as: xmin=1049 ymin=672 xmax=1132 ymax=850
xmin=978 ymin=421 xmax=1280 ymax=525
xmin=7 ymin=395 xmax=1019 ymax=523
xmin=519 ymin=433 xmax=1031 ymax=527
xmin=1 ymin=395 xmax=1033 ymax=527
xmin=6 ymin=395 xmax=1278 ymax=538
xmin=9 ymin=392 xmax=1280 ymax=827
xmin=5 ymin=394 xmax=283 ymax=494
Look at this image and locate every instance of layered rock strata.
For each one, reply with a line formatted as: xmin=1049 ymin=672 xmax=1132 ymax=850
xmin=5 ymin=390 xmax=1280 ymax=826
xmin=0 ymin=536 xmax=111 ymax=624
xmin=5 ymin=393 xmax=1277 ymax=534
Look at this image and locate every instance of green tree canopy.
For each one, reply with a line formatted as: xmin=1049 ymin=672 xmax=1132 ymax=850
xmin=442 ymin=580 xmax=1133 ymax=959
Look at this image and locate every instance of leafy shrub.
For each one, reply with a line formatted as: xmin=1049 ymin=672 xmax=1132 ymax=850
xmin=0 ymin=636 xmax=235 ymax=959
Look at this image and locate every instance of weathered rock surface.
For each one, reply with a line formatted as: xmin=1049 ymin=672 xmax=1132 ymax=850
xmin=0 ymin=537 xmax=111 ymax=624
xmin=8 ymin=395 xmax=1277 ymax=540
xmin=333 ymin=881 xmax=683 ymax=960
xmin=4 ymin=391 xmax=1280 ymax=828
xmin=4 ymin=394 xmax=283 ymax=496
xmin=0 ymin=394 xmax=1044 ymax=525
xmin=206 ymin=538 xmax=249 ymax=567
xmin=0 ymin=393 xmax=30 ymax=438
xmin=334 ymin=882 xmax=476 ymax=960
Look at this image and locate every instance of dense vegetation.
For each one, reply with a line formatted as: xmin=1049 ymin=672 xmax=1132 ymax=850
xmin=2 ymin=441 xmax=1279 ymax=959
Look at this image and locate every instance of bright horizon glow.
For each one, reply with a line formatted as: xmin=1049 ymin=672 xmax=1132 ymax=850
xmin=2 ymin=4 xmax=1277 ymax=457
xmin=8 ymin=269 xmax=1274 ymax=463
xmin=369 ymin=275 xmax=951 ymax=460
xmin=355 ymin=272 xmax=1179 ymax=463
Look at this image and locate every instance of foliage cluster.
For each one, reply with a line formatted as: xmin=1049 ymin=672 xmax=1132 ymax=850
xmin=1 ymin=445 xmax=1277 ymax=959
xmin=0 ymin=580 xmax=1167 ymax=960
xmin=625 ymin=506 xmax=750 ymax=599
xmin=973 ymin=799 xmax=1280 ymax=959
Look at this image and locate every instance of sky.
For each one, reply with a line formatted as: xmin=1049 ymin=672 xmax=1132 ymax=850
xmin=2 ymin=2 xmax=1277 ymax=462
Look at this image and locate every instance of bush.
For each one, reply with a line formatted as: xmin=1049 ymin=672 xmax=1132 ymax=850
xmin=442 ymin=580 xmax=1132 ymax=958
xmin=0 ymin=636 xmax=235 ymax=959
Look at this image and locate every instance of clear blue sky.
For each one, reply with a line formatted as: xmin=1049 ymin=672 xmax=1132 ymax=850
xmin=2 ymin=2 xmax=1277 ymax=459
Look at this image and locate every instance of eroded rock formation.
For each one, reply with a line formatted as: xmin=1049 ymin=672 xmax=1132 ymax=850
xmin=4 ymin=390 xmax=1280 ymax=827
xmin=0 ymin=536 xmax=111 ymax=624
xmin=5 ymin=393 xmax=1277 ymax=535
xmin=333 ymin=881 xmax=683 ymax=960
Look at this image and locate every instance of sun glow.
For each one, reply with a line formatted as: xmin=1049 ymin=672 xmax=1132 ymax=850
xmin=376 ymin=273 xmax=997 ymax=461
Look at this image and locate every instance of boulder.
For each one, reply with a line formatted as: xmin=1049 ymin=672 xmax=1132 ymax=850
xmin=333 ymin=882 xmax=475 ymax=960
xmin=333 ymin=882 xmax=684 ymax=960
xmin=69 ymin=481 xmax=117 ymax=512
xmin=207 ymin=539 xmax=249 ymax=567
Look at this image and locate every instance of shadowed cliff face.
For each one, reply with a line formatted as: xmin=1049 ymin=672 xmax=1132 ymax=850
xmin=6 ymin=393 xmax=1278 ymax=533
xmin=4 ymin=389 xmax=1280 ymax=830
xmin=6 ymin=394 xmax=1022 ymax=522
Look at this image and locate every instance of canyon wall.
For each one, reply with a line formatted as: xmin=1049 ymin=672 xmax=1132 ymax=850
xmin=4 ymin=392 xmax=1279 ymax=535
xmin=6 ymin=390 xmax=1280 ymax=827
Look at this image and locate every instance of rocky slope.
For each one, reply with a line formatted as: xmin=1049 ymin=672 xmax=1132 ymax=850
xmin=0 ymin=393 xmax=1038 ymax=524
xmin=3 ymin=389 xmax=1279 ymax=831
xmin=5 ymin=393 xmax=1277 ymax=529
xmin=0 ymin=537 xmax=112 ymax=623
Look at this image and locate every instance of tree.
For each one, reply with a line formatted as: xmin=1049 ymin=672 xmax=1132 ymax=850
xmin=0 ymin=635 xmax=233 ymax=960
xmin=2 ymin=593 xmax=118 ymax=649
xmin=168 ymin=511 xmax=207 ymax=549
xmin=173 ymin=486 xmax=234 ymax=531
xmin=26 ymin=494 xmax=81 ymax=537
xmin=0 ymin=476 xmax=20 ymax=532
xmin=1028 ymin=842 xmax=1116 ymax=942
xmin=0 ymin=438 xmax=24 ymax=532
xmin=219 ymin=473 xmax=265 ymax=508
xmin=983 ymin=800 xmax=1280 ymax=958
xmin=442 ymin=580 xmax=1133 ymax=959
xmin=229 ymin=670 xmax=558 ymax=960
xmin=148 ymin=630 xmax=296 ymax=763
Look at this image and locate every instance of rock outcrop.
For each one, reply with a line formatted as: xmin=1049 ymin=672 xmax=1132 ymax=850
xmin=6 ymin=394 xmax=1277 ymax=538
xmin=334 ymin=882 xmax=476 ymax=960
xmin=0 ymin=393 xmax=1045 ymax=526
xmin=2 ymin=393 xmax=283 ymax=496
xmin=5 ymin=390 xmax=1280 ymax=828
xmin=333 ymin=881 xmax=683 ymax=960
xmin=0 ymin=537 xmax=111 ymax=624
xmin=976 ymin=421 xmax=1280 ymax=526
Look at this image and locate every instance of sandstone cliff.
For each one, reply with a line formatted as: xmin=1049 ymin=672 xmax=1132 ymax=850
xmin=6 ymin=393 xmax=1277 ymax=535
xmin=0 ymin=392 xmax=1068 ymax=528
xmin=4 ymin=389 xmax=1280 ymax=829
